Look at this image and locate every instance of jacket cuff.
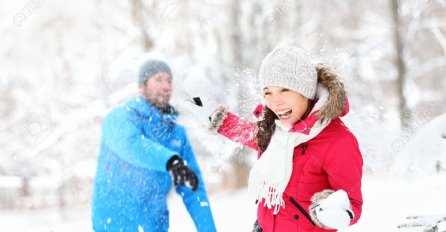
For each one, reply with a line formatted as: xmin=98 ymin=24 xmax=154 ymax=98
xmin=208 ymin=105 xmax=228 ymax=134
xmin=309 ymin=189 xmax=335 ymax=230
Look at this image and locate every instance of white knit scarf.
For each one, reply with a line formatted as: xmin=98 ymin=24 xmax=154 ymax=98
xmin=248 ymin=85 xmax=331 ymax=214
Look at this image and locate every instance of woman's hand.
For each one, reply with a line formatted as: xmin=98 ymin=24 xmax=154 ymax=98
xmin=309 ymin=189 xmax=354 ymax=230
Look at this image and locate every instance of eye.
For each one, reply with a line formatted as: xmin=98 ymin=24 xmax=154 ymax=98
xmin=263 ymin=92 xmax=271 ymax=96
xmin=280 ymin=88 xmax=290 ymax=92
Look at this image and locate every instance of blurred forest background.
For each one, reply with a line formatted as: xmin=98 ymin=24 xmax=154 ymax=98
xmin=1 ymin=0 xmax=445 ymax=211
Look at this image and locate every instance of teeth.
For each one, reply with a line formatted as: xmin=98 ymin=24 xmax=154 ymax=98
xmin=277 ymin=109 xmax=291 ymax=115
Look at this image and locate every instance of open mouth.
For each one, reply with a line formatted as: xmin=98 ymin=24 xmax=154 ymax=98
xmin=276 ymin=109 xmax=292 ymax=120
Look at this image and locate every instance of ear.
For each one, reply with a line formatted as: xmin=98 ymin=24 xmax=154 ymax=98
xmin=138 ymin=83 xmax=148 ymax=97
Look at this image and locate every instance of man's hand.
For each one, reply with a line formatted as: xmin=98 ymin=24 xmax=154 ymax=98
xmin=167 ymin=156 xmax=199 ymax=191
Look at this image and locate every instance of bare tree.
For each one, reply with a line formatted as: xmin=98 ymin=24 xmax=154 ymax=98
xmin=130 ymin=0 xmax=154 ymax=51
xmin=228 ymin=0 xmax=252 ymax=189
xmin=391 ymin=0 xmax=410 ymax=128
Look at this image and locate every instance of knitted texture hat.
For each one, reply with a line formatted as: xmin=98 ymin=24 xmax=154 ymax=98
xmin=138 ymin=60 xmax=172 ymax=85
xmin=259 ymin=47 xmax=317 ymax=100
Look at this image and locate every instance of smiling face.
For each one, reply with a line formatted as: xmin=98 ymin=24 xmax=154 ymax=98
xmin=263 ymin=86 xmax=309 ymax=126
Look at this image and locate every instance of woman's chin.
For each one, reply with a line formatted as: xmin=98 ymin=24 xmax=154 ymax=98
xmin=277 ymin=118 xmax=293 ymax=127
xmin=279 ymin=117 xmax=299 ymax=126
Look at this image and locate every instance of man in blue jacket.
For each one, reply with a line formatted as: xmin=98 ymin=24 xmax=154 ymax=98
xmin=91 ymin=60 xmax=217 ymax=232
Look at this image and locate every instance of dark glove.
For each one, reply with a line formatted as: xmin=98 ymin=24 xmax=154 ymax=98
xmin=166 ymin=155 xmax=199 ymax=191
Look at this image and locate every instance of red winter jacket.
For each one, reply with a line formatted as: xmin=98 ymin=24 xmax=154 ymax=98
xmin=216 ymin=107 xmax=363 ymax=232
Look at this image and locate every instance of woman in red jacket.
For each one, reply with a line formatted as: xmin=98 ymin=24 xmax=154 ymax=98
xmin=208 ymin=47 xmax=363 ymax=231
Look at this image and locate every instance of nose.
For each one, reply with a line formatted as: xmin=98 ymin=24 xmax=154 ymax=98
xmin=266 ymin=95 xmax=283 ymax=110
xmin=161 ymin=81 xmax=172 ymax=92
xmin=270 ymin=95 xmax=284 ymax=108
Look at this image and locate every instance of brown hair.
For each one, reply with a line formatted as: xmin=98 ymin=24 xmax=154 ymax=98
xmin=255 ymin=107 xmax=277 ymax=154
xmin=255 ymin=100 xmax=314 ymax=154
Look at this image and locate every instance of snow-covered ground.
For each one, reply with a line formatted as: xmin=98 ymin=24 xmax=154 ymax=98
xmin=1 ymin=173 xmax=446 ymax=232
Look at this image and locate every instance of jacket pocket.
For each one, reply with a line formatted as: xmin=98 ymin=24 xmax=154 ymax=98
xmin=290 ymin=197 xmax=315 ymax=226
xmin=281 ymin=197 xmax=316 ymax=232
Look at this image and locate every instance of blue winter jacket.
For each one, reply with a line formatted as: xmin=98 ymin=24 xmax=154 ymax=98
xmin=92 ymin=96 xmax=216 ymax=232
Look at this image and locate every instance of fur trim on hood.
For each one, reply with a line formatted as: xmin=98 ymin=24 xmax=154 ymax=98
xmin=315 ymin=63 xmax=347 ymax=122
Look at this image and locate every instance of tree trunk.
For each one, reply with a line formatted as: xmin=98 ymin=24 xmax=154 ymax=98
xmin=229 ymin=147 xmax=251 ymax=189
xmin=130 ymin=0 xmax=154 ymax=51
xmin=21 ymin=177 xmax=30 ymax=197
xmin=229 ymin=0 xmax=251 ymax=189
xmin=230 ymin=0 xmax=243 ymax=69
xmin=392 ymin=0 xmax=410 ymax=128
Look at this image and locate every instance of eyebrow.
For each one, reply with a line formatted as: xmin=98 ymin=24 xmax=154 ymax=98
xmin=263 ymin=87 xmax=269 ymax=90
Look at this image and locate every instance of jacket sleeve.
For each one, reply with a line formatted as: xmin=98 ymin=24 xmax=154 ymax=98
xmin=217 ymin=112 xmax=259 ymax=151
xmin=323 ymin=132 xmax=363 ymax=225
xmin=102 ymin=108 xmax=177 ymax=171
xmin=176 ymin=128 xmax=217 ymax=232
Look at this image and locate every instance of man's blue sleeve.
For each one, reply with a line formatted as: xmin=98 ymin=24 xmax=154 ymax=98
xmin=176 ymin=129 xmax=217 ymax=232
xmin=102 ymin=108 xmax=176 ymax=171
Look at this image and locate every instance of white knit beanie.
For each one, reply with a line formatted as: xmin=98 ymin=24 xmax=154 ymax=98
xmin=259 ymin=46 xmax=317 ymax=100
